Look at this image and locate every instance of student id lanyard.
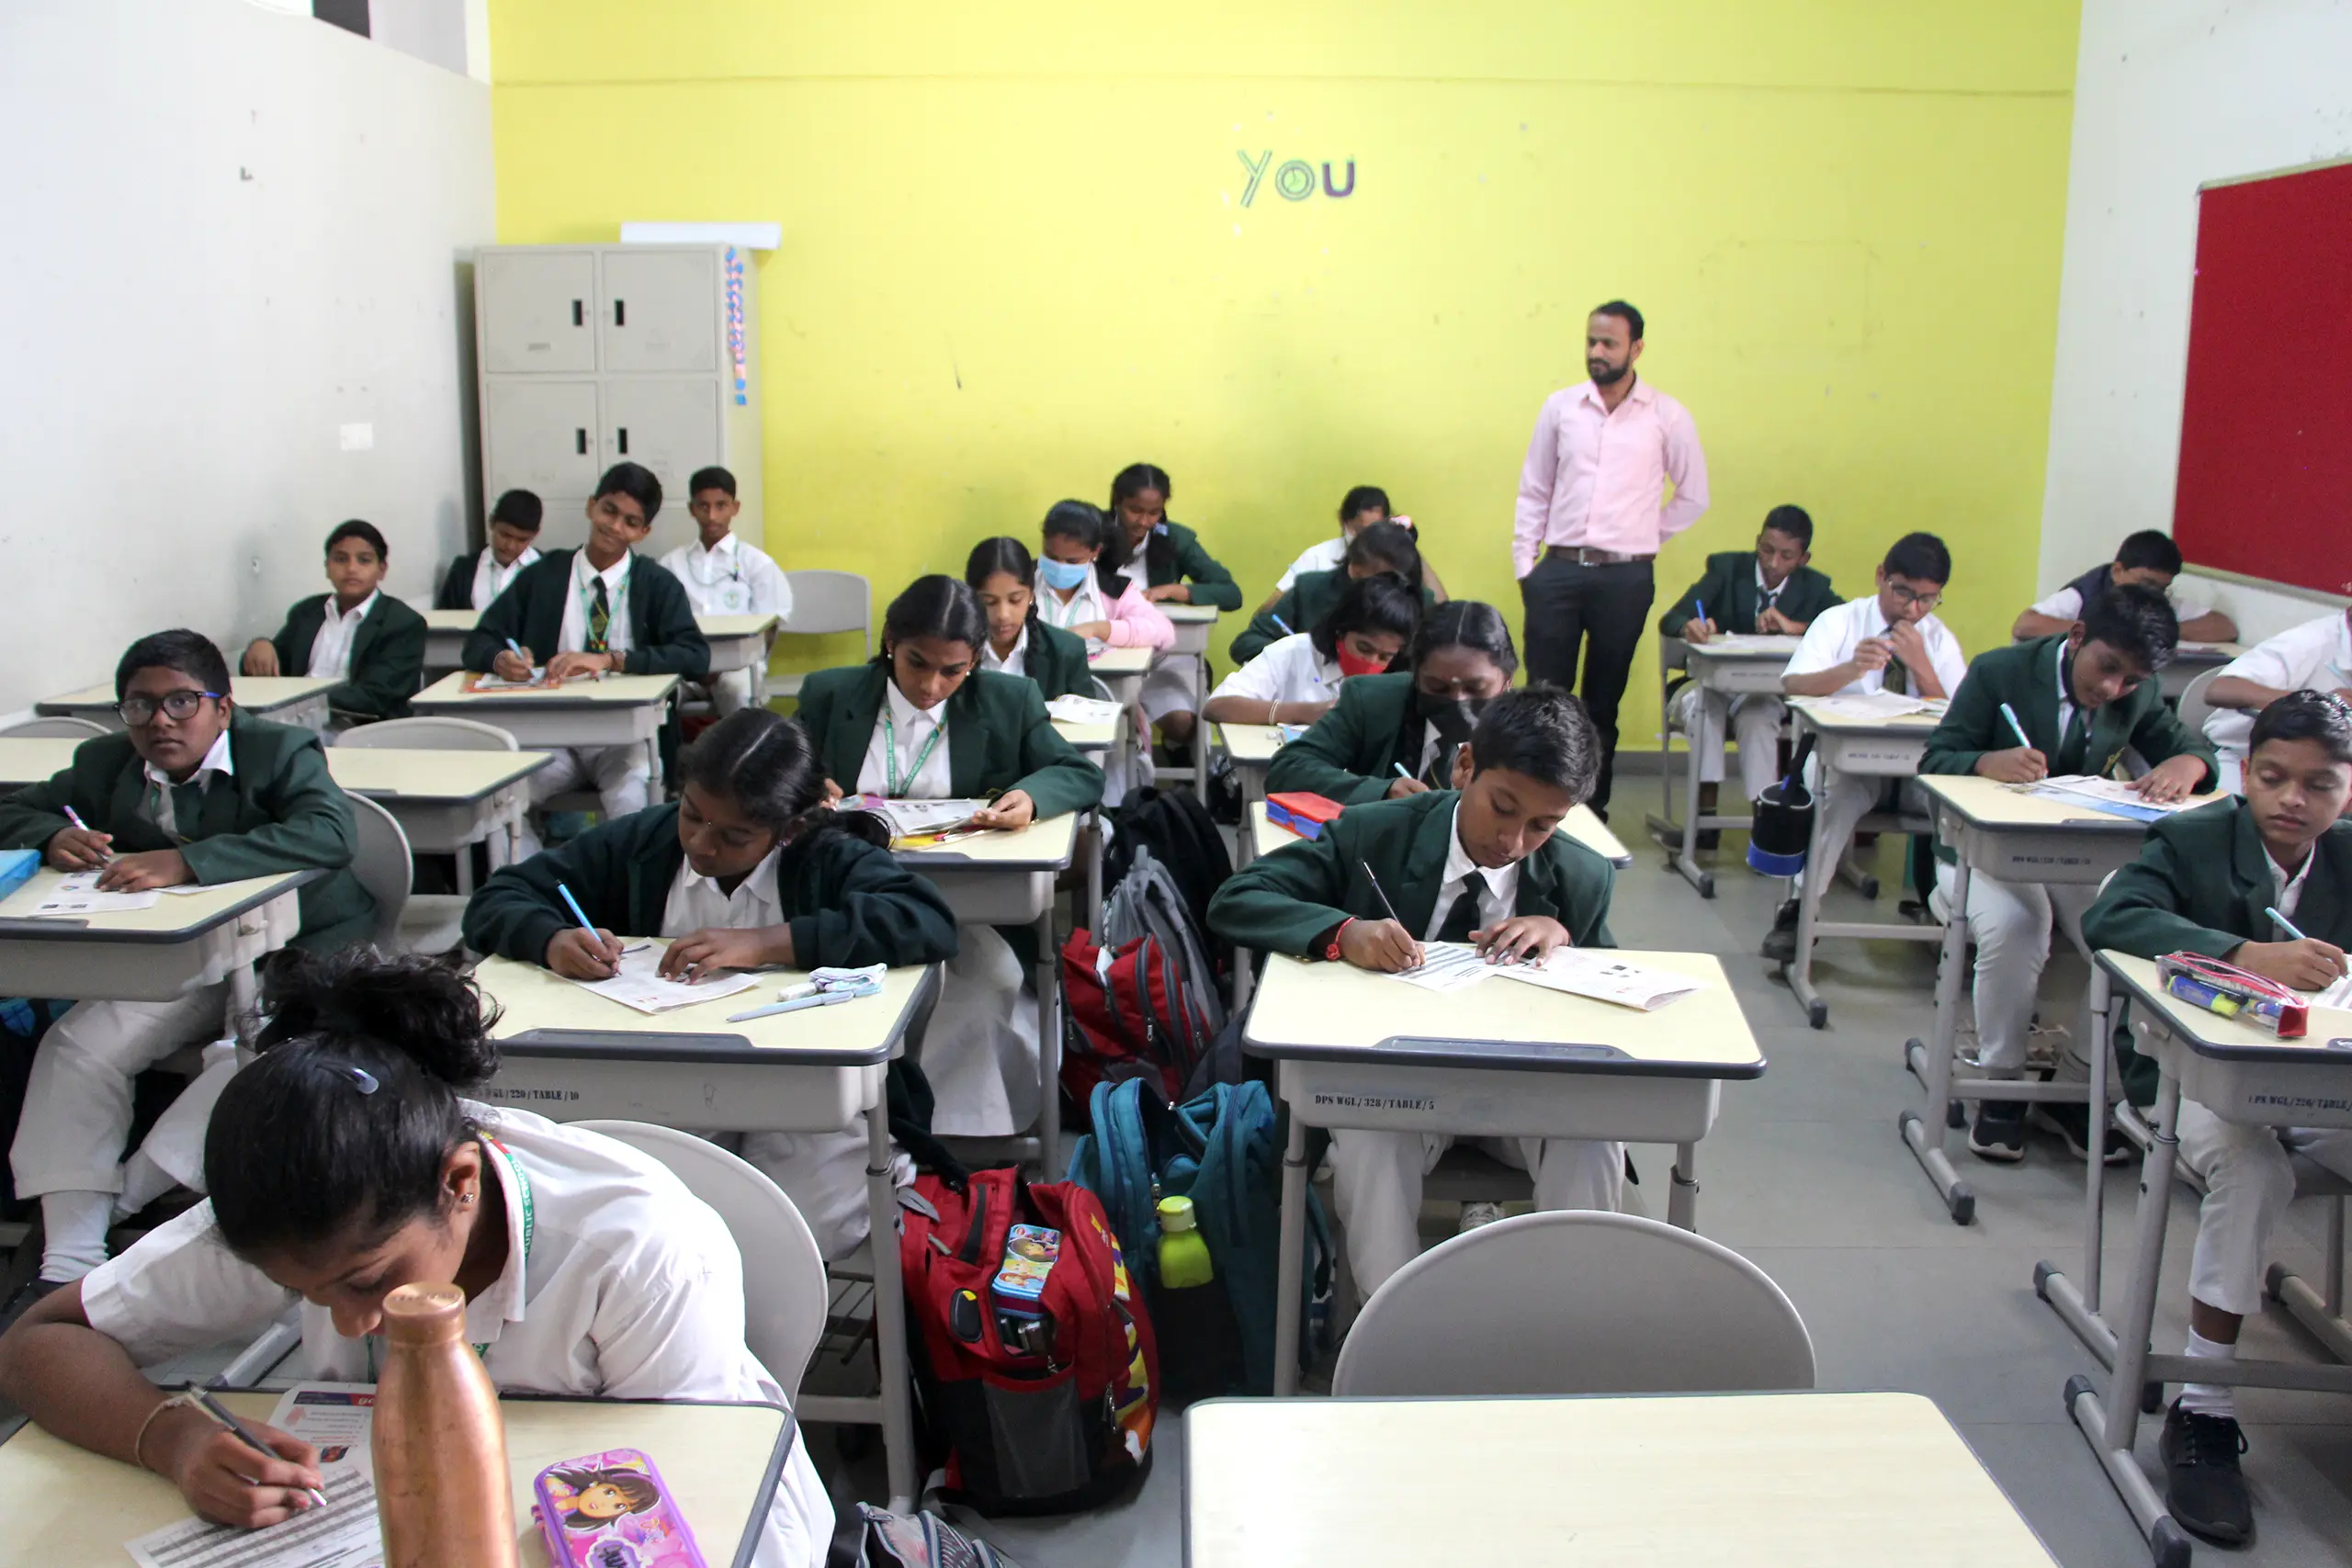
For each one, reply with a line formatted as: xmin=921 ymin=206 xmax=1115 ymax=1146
xmin=363 ymin=1135 xmax=532 ymax=1373
xmin=882 ymin=709 xmax=944 ymax=798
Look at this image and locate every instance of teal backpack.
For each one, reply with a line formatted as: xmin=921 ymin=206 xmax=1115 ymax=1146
xmin=1067 ymin=1075 xmax=1330 ymax=1400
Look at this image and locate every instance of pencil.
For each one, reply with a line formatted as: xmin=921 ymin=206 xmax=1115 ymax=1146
xmin=61 ymin=806 xmax=111 ymax=863
xmin=1269 ymin=614 xmax=1292 ymax=635
xmin=1361 ymin=860 xmax=1406 ymax=926
xmin=2267 ymin=906 xmax=2311 ymax=942
xmin=190 ymin=1387 xmax=330 ymax=1509
xmin=1997 ymin=702 xmax=2035 ymax=751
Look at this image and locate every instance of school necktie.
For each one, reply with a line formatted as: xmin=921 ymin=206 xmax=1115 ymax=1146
xmin=1436 ymin=874 xmax=1483 ymax=943
xmin=1882 ymin=643 xmax=1909 ymax=696
xmin=2057 ymin=704 xmax=2091 ymax=774
xmin=586 ymin=579 xmax=612 ymax=656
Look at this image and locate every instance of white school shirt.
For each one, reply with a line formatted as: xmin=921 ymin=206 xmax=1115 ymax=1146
xmin=2204 ymin=613 xmax=2352 ymax=760
xmin=1038 ymin=576 xmax=1114 ymax=637
xmin=857 ymin=679 xmax=955 ymax=799
xmin=982 ymin=625 xmax=1030 ymax=680
xmin=2030 ymin=578 xmax=2214 ymax=625
xmin=659 ymin=534 xmax=794 ymax=619
xmin=470 ymin=545 xmax=541 ymax=610
xmin=1783 ymin=596 xmax=1967 ymax=698
xmin=142 ymin=729 xmax=234 ymax=840
xmin=663 ymin=842 xmax=786 ymax=934
xmin=1274 ymin=536 xmax=1349 ymax=594
xmin=1422 ymin=803 xmax=1520 ymax=941
xmin=305 ymin=592 xmax=379 ymax=681
xmin=1209 ymin=632 xmax=1343 ymax=707
xmin=2268 ymin=846 xmax=2318 ymax=922
xmin=557 ymin=550 xmax=635 ymax=658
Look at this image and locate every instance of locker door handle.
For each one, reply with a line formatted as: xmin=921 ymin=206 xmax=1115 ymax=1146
xmin=616 ymin=428 xmax=629 ymax=456
xmin=571 ymin=299 xmax=583 ymax=327
xmin=613 ymin=299 xmax=626 ymax=327
xmin=574 ymin=429 xmax=587 ymax=455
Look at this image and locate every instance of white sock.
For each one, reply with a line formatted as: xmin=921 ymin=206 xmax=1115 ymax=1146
xmin=38 ymin=1190 xmax=117 ymax=1282
xmin=2178 ymin=1326 xmax=2239 ymax=1418
xmin=112 ymin=1152 xmax=179 ymax=1223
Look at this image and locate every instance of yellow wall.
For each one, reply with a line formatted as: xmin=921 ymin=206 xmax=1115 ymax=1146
xmin=490 ymin=2 xmax=2080 ymax=734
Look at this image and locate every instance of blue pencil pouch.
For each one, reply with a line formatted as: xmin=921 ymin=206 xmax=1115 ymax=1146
xmin=0 ymin=849 xmax=39 ymax=904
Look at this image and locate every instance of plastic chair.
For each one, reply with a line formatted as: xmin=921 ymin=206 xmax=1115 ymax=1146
xmin=0 ymin=716 xmax=107 ymax=739
xmin=771 ymin=570 xmax=872 ymax=702
xmin=343 ymin=794 xmax=424 ymax=951
xmin=2176 ymin=666 xmax=2223 ymax=735
xmin=574 ymin=1120 xmax=830 ymax=1395
xmin=1331 ymin=1211 xmax=1816 ymax=1398
xmin=332 ymin=716 xmax=517 ymax=752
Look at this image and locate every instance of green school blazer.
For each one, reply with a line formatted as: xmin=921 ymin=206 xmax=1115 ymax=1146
xmin=1657 ymin=553 xmax=1839 ymax=637
xmin=0 ymin=712 xmax=372 ymax=950
xmin=1139 ymin=521 xmax=1243 ymax=612
xmin=1230 ymin=570 xmax=1438 ymax=666
xmin=1207 ymin=788 xmax=1616 ymax=957
xmin=795 ymin=664 xmax=1104 ymax=821
xmin=1263 ymin=673 xmax=1419 ymax=807
xmin=462 ymin=803 xmax=960 ymax=970
xmin=267 ymin=593 xmax=429 ymax=720
xmin=1018 ymin=620 xmax=1095 ymax=702
xmin=460 ymin=549 xmax=710 ymax=678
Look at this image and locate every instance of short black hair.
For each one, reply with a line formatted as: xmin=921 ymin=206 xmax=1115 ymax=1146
xmin=116 ymin=629 xmax=232 ymax=700
xmin=1340 ymin=485 xmax=1390 ymax=523
xmin=2082 ymin=581 xmax=2179 ymax=671
xmin=1311 ymin=572 xmax=1422 ymax=663
xmin=1591 ymin=299 xmax=1645 ymax=341
xmin=1345 ymin=521 xmax=1422 ymax=588
xmin=1467 ymin=686 xmax=1602 ymax=803
xmin=688 ymin=466 xmax=737 ymax=499
xmin=1761 ymin=504 xmax=1814 ymax=550
xmin=2115 ymin=529 xmax=2183 ymax=576
xmin=325 ymin=519 xmax=388 ymax=559
xmin=594 ymin=461 xmax=663 ymax=523
xmin=1411 ymin=600 xmax=1520 ymax=680
xmin=1882 ymin=531 xmax=1951 ymax=586
xmin=490 ymin=490 xmax=543 ymax=531
xmin=2250 ymin=690 xmax=2352 ymax=764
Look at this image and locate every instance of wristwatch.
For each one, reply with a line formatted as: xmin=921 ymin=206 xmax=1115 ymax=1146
xmin=1321 ymin=918 xmax=1356 ymax=963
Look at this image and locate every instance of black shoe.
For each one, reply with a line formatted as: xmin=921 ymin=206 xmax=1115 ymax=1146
xmin=0 ymin=1277 xmax=62 ymax=1333
xmin=1968 ymin=1100 xmax=2028 ymax=1162
xmin=2161 ymin=1399 xmax=2255 ymax=1546
xmin=1695 ymin=829 xmax=1722 ymax=852
xmin=1760 ymin=899 xmax=1801 ymax=963
xmin=2031 ymin=1103 xmax=2132 ymax=1165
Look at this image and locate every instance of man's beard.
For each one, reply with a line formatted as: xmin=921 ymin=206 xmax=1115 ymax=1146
xmin=1588 ymin=360 xmax=1629 ymax=387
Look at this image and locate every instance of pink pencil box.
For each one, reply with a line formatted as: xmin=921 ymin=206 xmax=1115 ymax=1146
xmin=532 ymin=1448 xmax=709 ymax=1568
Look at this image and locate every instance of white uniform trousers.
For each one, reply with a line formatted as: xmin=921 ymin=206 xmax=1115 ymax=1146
xmin=915 ymin=926 xmax=1040 ymax=1139
xmin=10 ymin=986 xmax=231 ymax=1199
xmin=1789 ymin=761 xmax=1882 ymax=895
xmin=1668 ymin=687 xmax=1787 ymax=805
xmin=1930 ymin=865 xmax=2098 ymax=1076
xmin=518 ymin=744 xmax=654 ymax=856
xmin=703 ymin=668 xmax=757 ymax=716
xmin=1139 ymin=659 xmax=1196 ymax=724
xmin=741 ymin=1126 xmax=914 ymax=1262
xmin=1331 ymin=1131 xmax=1625 ymax=1297
xmin=2177 ymin=1100 xmax=2352 ymax=1316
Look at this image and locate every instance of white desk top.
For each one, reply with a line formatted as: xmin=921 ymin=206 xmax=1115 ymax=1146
xmin=1919 ymin=774 xmax=2227 ymax=834
xmin=479 ymin=946 xmax=938 ymax=1065
xmin=0 ymin=1392 xmax=791 ymax=1568
xmin=1244 ymin=950 xmax=1763 ymax=1075
xmin=0 ymin=868 xmax=315 ymax=942
xmin=0 ymin=736 xmax=82 ymax=787
xmin=1683 ymin=634 xmax=1804 ymax=660
xmin=38 ymin=676 xmax=339 ymax=716
xmin=424 ymin=607 xmax=480 ymax=631
xmin=1787 ymin=695 xmax=1945 ymax=734
xmin=698 ymin=612 xmax=781 ymax=638
xmin=894 ymin=811 xmax=1080 ymax=871
xmin=2099 ymin=952 xmax=2352 ymax=1065
xmin=410 ymin=671 xmax=681 ymax=708
xmin=1162 ymin=604 xmax=1221 ymax=625
xmin=2174 ymin=640 xmax=2244 ymax=660
xmin=1051 ymin=718 xmax=1117 ymax=751
xmin=1091 ymin=645 xmax=1153 ymax=676
xmin=326 ymin=748 xmax=552 ymax=802
xmin=1248 ymin=801 xmax=1632 ymax=869
xmin=1217 ymin=723 xmax=1289 ymax=764
xmin=1185 ymin=1392 xmax=2056 ymax=1567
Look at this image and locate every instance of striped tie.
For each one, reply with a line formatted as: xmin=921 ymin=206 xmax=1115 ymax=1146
xmin=587 ymin=579 xmax=611 ymax=655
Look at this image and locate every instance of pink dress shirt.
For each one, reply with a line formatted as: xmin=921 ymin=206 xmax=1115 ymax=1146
xmin=1512 ymin=377 xmax=1710 ymax=578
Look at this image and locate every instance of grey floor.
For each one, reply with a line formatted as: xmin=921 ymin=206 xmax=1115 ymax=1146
xmin=820 ymin=815 xmax=2352 ymax=1567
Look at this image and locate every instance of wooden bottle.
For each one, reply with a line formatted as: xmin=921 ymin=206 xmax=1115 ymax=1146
xmin=371 ymin=1281 xmax=518 ymax=1568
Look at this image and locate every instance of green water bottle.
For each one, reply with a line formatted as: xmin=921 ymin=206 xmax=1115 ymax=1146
xmin=1156 ymin=1195 xmax=1215 ymax=1289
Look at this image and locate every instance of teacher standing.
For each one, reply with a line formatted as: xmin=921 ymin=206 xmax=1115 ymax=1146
xmin=1512 ymin=299 xmax=1710 ymax=814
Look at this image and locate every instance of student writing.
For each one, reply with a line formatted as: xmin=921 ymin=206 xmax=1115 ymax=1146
xmin=1202 ymin=572 xmax=1421 ymax=729
xmin=965 ymin=536 xmax=1095 ymax=700
xmin=238 ymin=520 xmax=427 ymax=726
xmin=657 ymin=465 xmax=794 ymax=716
xmin=2200 ymin=606 xmax=2352 ymax=793
xmin=1106 ymin=462 xmax=1240 ymax=759
xmin=1209 ymin=688 xmax=1624 ymax=1293
xmin=0 ymin=631 xmax=372 ymax=1313
xmin=2013 ymin=529 xmax=2236 ymax=645
xmin=1231 ymin=521 xmax=1429 ymax=666
xmin=0 ymin=951 xmax=833 ymax=1566
xmin=435 ymin=488 xmax=544 ymax=611
xmin=2080 ymin=691 xmax=2352 ymax=1549
xmin=1263 ymin=485 xmax=1451 ymax=607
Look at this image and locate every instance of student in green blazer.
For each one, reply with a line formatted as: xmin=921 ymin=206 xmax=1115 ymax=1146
xmin=463 ymin=710 xmax=957 ymax=1258
xmin=1229 ymin=524 xmax=1430 ymax=665
xmin=1920 ymin=583 xmax=2218 ymax=1164
xmin=1108 ymin=462 xmax=1242 ymax=759
xmin=966 ymin=536 xmax=1095 ymax=701
xmin=1209 ymin=687 xmax=1624 ymax=1293
xmin=2079 ymin=691 xmax=2352 ymax=1548
xmin=1265 ymin=601 xmax=1520 ymax=807
xmin=0 ymin=631 xmax=371 ymax=1311
xmin=797 ymin=576 xmax=1102 ymax=1138
xmin=1656 ymin=505 xmax=1840 ymax=816
xmin=240 ymin=521 xmax=427 ymax=724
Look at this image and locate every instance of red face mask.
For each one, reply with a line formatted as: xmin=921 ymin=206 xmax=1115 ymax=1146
xmin=1335 ymin=642 xmax=1392 ymax=679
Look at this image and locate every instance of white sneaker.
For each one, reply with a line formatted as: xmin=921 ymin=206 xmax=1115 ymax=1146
xmin=1458 ymin=1201 xmax=1509 ymax=1234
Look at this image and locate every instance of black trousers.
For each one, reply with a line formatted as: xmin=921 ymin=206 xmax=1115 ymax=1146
xmin=1518 ymin=554 xmax=1656 ymax=811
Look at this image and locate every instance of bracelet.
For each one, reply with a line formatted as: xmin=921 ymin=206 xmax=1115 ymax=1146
xmin=133 ymin=1391 xmax=201 ymax=1475
xmin=1269 ymin=699 xmax=1279 ymax=727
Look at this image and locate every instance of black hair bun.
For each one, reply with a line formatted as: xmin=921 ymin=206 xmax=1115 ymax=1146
xmin=255 ymin=947 xmax=502 ymax=1089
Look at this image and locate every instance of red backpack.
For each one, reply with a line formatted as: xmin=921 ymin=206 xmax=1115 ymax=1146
xmin=898 ymin=1168 xmax=1159 ymax=1514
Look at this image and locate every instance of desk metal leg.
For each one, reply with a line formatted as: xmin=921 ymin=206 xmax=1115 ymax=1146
xmin=1673 ymin=725 xmax=1713 ymax=897
xmin=2268 ymin=1201 xmax=2352 ymax=1366
xmin=1189 ymin=658 xmax=1208 ymax=797
xmin=1036 ymin=909 xmax=1062 ymax=1179
xmin=1785 ymin=757 xmax=1834 ymax=1029
xmin=1272 ymin=1112 xmax=1309 ymax=1397
xmin=2039 ymin=964 xmax=2123 ymax=1369
xmin=865 ymin=1100 xmax=918 ymax=1513
xmin=1668 ymin=1142 xmax=1699 ymax=1231
xmin=1233 ymin=944 xmax=1254 ymax=1011
xmin=1083 ymin=809 xmax=1103 ymax=935
xmin=1900 ymin=858 xmax=1975 ymax=1224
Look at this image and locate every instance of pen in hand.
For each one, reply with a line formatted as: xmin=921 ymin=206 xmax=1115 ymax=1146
xmin=190 ymin=1386 xmax=329 ymax=1509
xmin=62 ymin=805 xmax=112 ymax=863
xmin=1359 ymin=859 xmax=1425 ymax=971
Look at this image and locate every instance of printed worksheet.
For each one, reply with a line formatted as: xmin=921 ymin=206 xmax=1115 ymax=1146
xmin=1702 ymin=634 xmax=1804 ymax=653
xmin=1388 ymin=942 xmax=1499 ymax=994
xmin=1491 ymin=949 xmax=1702 ymax=1011
xmin=2029 ymin=774 xmax=2196 ymax=820
xmin=25 ymin=871 xmax=161 ymax=916
xmin=125 ymin=1391 xmax=384 ymax=1568
xmin=2312 ymin=972 xmax=2352 ymax=1013
xmin=1802 ymin=691 xmax=1932 ymax=721
xmin=571 ymin=945 xmax=756 ymax=1015
xmin=1045 ymin=694 xmax=1122 ymax=725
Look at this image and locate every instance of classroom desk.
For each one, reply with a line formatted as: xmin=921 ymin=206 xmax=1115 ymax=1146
xmin=1902 ymin=777 xmax=2223 ymax=1224
xmin=0 ymin=736 xmax=83 ymax=790
xmin=1216 ymin=723 xmax=1288 ymax=863
xmin=1184 ymin=1391 xmax=2058 ymax=1567
xmin=699 ymin=611 xmax=782 ymax=674
xmin=421 ymin=605 xmax=476 ymax=671
xmin=37 ymin=676 xmax=340 ymax=735
xmin=475 ymin=948 xmax=941 ymax=1514
xmin=409 ymin=671 xmax=680 ymax=791
xmin=2164 ymin=640 xmax=2240 ymax=700
xmin=1163 ymin=604 xmax=1222 ymax=795
xmin=1050 ymin=717 xmax=1116 ymax=753
xmin=1090 ymin=643 xmax=1152 ymax=707
xmin=1780 ymin=698 xmax=1950 ymax=1029
xmin=324 ymin=747 xmax=551 ymax=888
xmin=898 ymin=813 xmax=1080 ymax=1176
xmin=0 ymin=867 xmax=317 ymax=1008
xmin=1245 ymin=949 xmax=1763 ymax=1394
xmin=2043 ymin=953 xmax=2352 ymax=1563
xmin=0 ymin=1390 xmax=797 ymax=1568
xmin=1644 ymin=634 xmax=1801 ymax=897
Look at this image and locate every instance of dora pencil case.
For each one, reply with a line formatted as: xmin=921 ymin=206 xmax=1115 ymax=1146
xmin=532 ymin=1447 xmax=708 ymax=1568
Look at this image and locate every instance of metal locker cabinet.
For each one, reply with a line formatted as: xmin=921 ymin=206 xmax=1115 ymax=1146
xmin=482 ymin=379 xmax=604 ymax=503
xmin=602 ymin=378 xmax=723 ymax=558
xmin=598 ymin=249 xmax=719 ymax=374
xmin=478 ymin=251 xmax=598 ymax=375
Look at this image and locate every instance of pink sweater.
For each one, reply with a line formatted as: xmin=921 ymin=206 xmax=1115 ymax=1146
xmin=1043 ymin=575 xmax=1175 ymax=650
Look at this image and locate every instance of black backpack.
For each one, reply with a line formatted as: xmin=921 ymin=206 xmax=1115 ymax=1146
xmin=1105 ymin=787 xmax=1232 ymax=964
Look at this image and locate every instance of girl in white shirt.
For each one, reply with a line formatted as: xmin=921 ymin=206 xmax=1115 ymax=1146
xmin=1204 ymin=571 xmax=1423 ymax=728
xmin=0 ymin=951 xmax=833 ymax=1567
xmin=1035 ymin=501 xmax=1175 ymax=654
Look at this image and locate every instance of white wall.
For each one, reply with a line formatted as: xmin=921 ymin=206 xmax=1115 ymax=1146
xmin=0 ymin=0 xmax=493 ymax=715
xmin=2039 ymin=0 xmax=2352 ymax=643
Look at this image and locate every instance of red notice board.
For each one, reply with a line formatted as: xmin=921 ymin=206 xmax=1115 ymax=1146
xmin=2173 ymin=158 xmax=2352 ymax=597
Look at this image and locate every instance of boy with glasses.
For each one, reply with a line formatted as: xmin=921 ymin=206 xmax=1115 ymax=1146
xmin=0 ymin=631 xmax=372 ymax=1316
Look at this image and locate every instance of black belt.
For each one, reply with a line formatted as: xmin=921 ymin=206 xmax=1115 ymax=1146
xmin=1546 ymin=546 xmax=1656 ymax=566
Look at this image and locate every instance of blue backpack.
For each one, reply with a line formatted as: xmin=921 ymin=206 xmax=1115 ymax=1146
xmin=1067 ymin=1076 xmax=1330 ymax=1400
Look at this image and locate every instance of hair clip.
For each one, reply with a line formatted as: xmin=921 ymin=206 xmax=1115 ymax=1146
xmin=342 ymin=1065 xmax=379 ymax=1094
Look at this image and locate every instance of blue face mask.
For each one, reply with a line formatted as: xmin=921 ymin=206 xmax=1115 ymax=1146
xmin=1037 ymin=557 xmax=1093 ymax=592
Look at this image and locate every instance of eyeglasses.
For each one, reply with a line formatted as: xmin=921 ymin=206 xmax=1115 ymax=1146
xmin=116 ymin=691 xmax=221 ymax=726
xmin=1885 ymin=585 xmax=1943 ymax=611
